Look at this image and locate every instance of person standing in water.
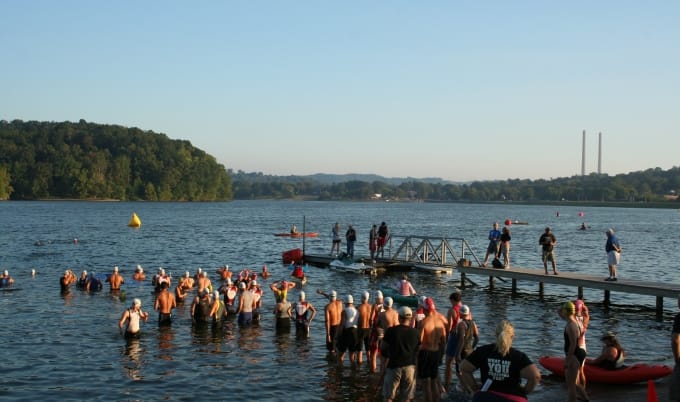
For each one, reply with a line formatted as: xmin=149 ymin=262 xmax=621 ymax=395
xmin=119 ymin=298 xmax=149 ymax=339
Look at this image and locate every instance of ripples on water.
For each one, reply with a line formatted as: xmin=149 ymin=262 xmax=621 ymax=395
xmin=0 ymin=201 xmax=677 ymax=401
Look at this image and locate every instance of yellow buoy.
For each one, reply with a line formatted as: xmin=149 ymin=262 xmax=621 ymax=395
xmin=128 ymin=212 xmax=141 ymax=228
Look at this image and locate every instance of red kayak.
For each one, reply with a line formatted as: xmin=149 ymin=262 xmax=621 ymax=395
xmin=274 ymin=232 xmax=319 ymax=238
xmin=539 ymin=356 xmax=672 ymax=384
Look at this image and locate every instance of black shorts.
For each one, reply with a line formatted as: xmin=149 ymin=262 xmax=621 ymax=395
xmin=417 ymin=350 xmax=440 ymax=379
xmin=338 ymin=327 xmax=360 ymax=352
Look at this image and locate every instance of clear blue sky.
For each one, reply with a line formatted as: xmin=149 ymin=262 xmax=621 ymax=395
xmin=2 ymin=1 xmax=678 ymax=181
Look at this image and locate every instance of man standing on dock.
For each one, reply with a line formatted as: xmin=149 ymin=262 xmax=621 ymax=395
xmin=539 ymin=227 xmax=558 ymax=275
xmin=377 ymin=222 xmax=389 ymax=258
xmin=604 ymin=228 xmax=622 ymax=281
xmin=481 ymin=222 xmax=501 ymax=267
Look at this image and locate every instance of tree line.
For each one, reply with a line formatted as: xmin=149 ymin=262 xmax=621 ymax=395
xmin=230 ymin=168 xmax=680 ymax=205
xmin=1 ymin=119 xmax=678 ymax=205
xmin=0 ymin=120 xmax=232 ymax=201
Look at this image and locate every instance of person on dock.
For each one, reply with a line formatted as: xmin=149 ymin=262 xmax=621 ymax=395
xmin=345 ymin=224 xmax=357 ymax=259
xmin=369 ymin=224 xmax=379 ymax=261
xmin=119 ymin=298 xmax=149 ymax=339
xmin=377 ymin=221 xmax=389 ymax=258
xmin=380 ymin=306 xmax=419 ymax=402
xmin=154 ymin=281 xmax=176 ymax=326
xmin=106 ymin=266 xmax=125 ymax=291
xmin=459 ymin=320 xmax=541 ymax=401
xmin=418 ymin=299 xmax=447 ymax=402
xmin=60 ymin=269 xmax=77 ymax=293
xmin=604 ymin=228 xmax=622 ymax=281
xmin=330 ymin=222 xmax=341 ymax=256
xmin=539 ymin=227 xmax=558 ymax=275
xmin=318 ymin=289 xmax=343 ymax=353
xmin=497 ymin=226 xmax=511 ymax=268
xmin=560 ymin=301 xmax=589 ymax=402
xmin=481 ymin=222 xmax=501 ymax=267
xmin=586 ymin=332 xmax=624 ymax=370
xmin=669 ymin=296 xmax=680 ymax=402
xmin=132 ymin=265 xmax=145 ymax=281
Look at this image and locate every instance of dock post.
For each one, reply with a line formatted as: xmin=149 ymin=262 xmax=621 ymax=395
xmin=489 ymin=276 xmax=494 ymax=291
xmin=604 ymin=290 xmax=610 ymax=306
xmin=538 ymin=282 xmax=544 ymax=299
xmin=512 ymin=279 xmax=517 ymax=295
xmin=656 ymin=297 xmax=663 ymax=318
xmin=460 ymin=273 xmax=467 ymax=290
xmin=578 ymin=287 xmax=583 ymax=300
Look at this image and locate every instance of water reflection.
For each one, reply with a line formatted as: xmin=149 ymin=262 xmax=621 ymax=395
xmin=157 ymin=326 xmax=175 ymax=361
xmin=122 ymin=338 xmax=144 ymax=381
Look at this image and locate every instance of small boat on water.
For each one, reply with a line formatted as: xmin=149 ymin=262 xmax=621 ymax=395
xmin=128 ymin=212 xmax=141 ymax=228
xmin=413 ymin=264 xmax=453 ymax=274
xmin=381 ymin=287 xmax=419 ymax=307
xmin=329 ymin=259 xmax=367 ymax=274
xmin=274 ymin=232 xmax=319 ymax=238
xmin=539 ymin=356 xmax=672 ymax=384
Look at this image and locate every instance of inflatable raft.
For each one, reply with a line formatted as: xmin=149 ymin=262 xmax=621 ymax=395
xmin=381 ymin=287 xmax=419 ymax=307
xmin=539 ymin=356 xmax=672 ymax=384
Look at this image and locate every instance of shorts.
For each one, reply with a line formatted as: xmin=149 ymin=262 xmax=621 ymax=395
xmin=338 ymin=327 xmax=360 ymax=353
xmin=383 ymin=365 xmax=416 ymax=401
xmin=158 ymin=313 xmax=172 ymax=326
xmin=486 ymin=242 xmax=500 ymax=254
xmin=542 ymin=250 xmax=555 ymax=263
xmin=378 ymin=237 xmax=387 ymax=247
xmin=326 ymin=324 xmax=341 ymax=351
xmin=445 ymin=332 xmax=459 ymax=358
xmin=369 ymin=240 xmax=377 ymax=252
xmin=670 ymin=364 xmax=680 ymax=400
xmin=417 ymin=349 xmax=441 ymax=379
xmin=607 ymin=250 xmax=621 ymax=265
xmin=238 ymin=312 xmax=252 ymax=325
xmin=276 ymin=317 xmax=291 ymax=331
xmin=332 ymin=239 xmax=341 ymax=244
xmin=358 ymin=327 xmax=371 ymax=352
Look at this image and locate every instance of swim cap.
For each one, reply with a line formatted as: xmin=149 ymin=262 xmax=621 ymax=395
xmin=213 ymin=290 xmax=220 ymax=299
xmin=460 ymin=304 xmax=470 ymax=316
xmin=330 ymin=290 xmax=337 ymax=299
xmin=563 ymin=301 xmax=575 ymax=315
xmin=425 ymin=297 xmax=436 ymax=312
xmin=133 ymin=298 xmax=141 ymax=307
xmin=376 ymin=290 xmax=383 ymax=299
xmin=398 ymin=306 xmax=412 ymax=318
xmin=185 ymin=271 xmax=190 ymax=277
xmin=346 ymin=294 xmax=354 ymax=304
xmin=384 ymin=297 xmax=393 ymax=307
xmin=574 ymin=299 xmax=584 ymax=313
xmin=362 ymin=291 xmax=369 ymax=301
xmin=239 ymin=282 xmax=246 ymax=289
xmin=251 ymin=280 xmax=257 ymax=286
xmin=300 ymin=291 xmax=306 ymax=300
xmin=113 ymin=266 xmax=118 ymax=272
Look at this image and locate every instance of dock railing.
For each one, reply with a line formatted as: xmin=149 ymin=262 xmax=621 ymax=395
xmin=383 ymin=235 xmax=481 ymax=267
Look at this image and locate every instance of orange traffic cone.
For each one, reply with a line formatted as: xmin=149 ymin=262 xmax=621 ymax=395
xmin=647 ymin=379 xmax=658 ymax=402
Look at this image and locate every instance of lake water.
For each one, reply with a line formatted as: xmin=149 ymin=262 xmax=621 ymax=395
xmin=0 ymin=200 xmax=678 ymax=401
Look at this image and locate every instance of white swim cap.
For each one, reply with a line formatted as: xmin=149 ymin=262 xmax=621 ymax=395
xmin=133 ymin=298 xmax=142 ymax=307
xmin=113 ymin=266 xmax=118 ymax=272
xmin=300 ymin=291 xmax=306 ymax=300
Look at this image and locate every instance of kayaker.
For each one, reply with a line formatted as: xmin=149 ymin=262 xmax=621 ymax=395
xmin=586 ymin=332 xmax=625 ymax=370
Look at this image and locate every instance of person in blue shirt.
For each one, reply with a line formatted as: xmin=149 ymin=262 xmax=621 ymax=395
xmin=604 ymin=228 xmax=622 ymax=281
xmin=481 ymin=222 xmax=501 ymax=267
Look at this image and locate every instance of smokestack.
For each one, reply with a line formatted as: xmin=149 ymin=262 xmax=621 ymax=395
xmin=598 ymin=132 xmax=602 ymax=175
xmin=581 ymin=130 xmax=586 ymax=176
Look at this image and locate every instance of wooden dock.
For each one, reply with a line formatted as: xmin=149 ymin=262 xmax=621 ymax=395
xmin=458 ymin=265 xmax=680 ymax=316
xmin=297 ymin=234 xmax=680 ymax=317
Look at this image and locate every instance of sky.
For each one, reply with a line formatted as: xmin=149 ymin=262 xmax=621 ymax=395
xmin=2 ymin=1 xmax=678 ymax=182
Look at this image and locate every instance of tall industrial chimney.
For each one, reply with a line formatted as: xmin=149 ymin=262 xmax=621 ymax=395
xmin=598 ymin=132 xmax=602 ymax=175
xmin=581 ymin=130 xmax=586 ymax=176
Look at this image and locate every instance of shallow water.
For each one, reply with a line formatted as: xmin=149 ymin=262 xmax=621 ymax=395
xmin=0 ymin=200 xmax=677 ymax=401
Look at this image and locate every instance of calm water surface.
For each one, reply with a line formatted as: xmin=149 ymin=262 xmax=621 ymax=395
xmin=0 ymin=201 xmax=678 ymax=401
